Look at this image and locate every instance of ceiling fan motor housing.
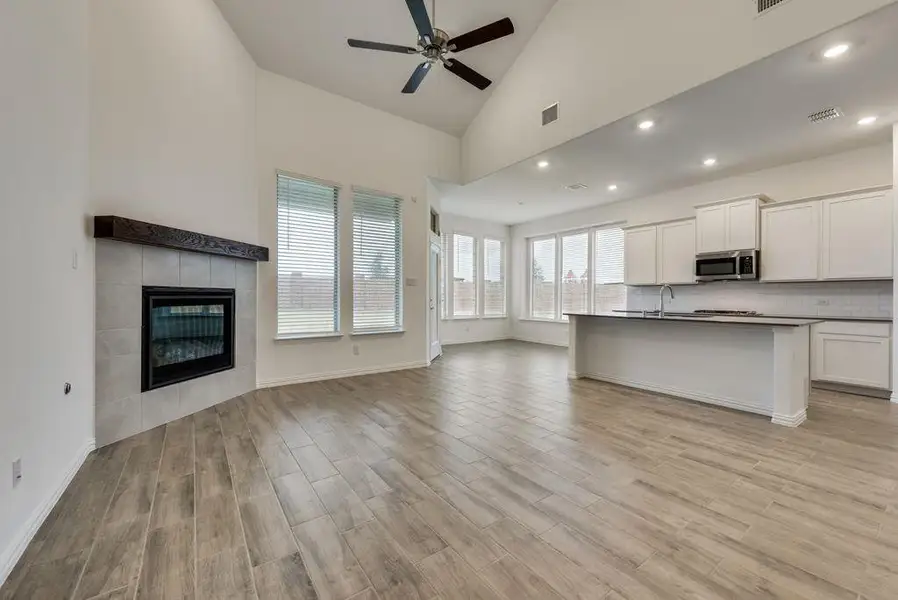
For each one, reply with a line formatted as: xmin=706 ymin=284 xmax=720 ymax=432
xmin=422 ymin=28 xmax=450 ymax=60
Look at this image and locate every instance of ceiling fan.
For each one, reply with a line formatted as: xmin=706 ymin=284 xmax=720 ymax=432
xmin=347 ymin=0 xmax=515 ymax=94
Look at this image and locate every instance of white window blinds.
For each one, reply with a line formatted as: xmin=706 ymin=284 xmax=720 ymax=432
xmin=453 ymin=234 xmax=476 ymax=317
xmin=276 ymin=174 xmax=339 ymax=337
xmin=352 ymin=190 xmax=403 ymax=332
xmin=440 ymin=232 xmax=450 ymax=319
xmin=483 ymin=238 xmax=506 ymax=316
xmin=595 ymin=227 xmax=627 ymax=312
xmin=531 ymin=237 xmax=556 ymax=319
xmin=561 ymin=232 xmax=589 ymax=318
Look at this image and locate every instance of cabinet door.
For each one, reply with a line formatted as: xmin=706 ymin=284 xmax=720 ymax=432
xmin=761 ymin=202 xmax=820 ymax=281
xmin=624 ymin=226 xmax=658 ymax=285
xmin=657 ymin=220 xmax=696 ymax=284
xmin=821 ymin=191 xmax=893 ymax=280
xmin=726 ymin=198 xmax=759 ymax=250
xmin=695 ymin=205 xmax=727 ymax=254
xmin=813 ymin=333 xmax=891 ymax=389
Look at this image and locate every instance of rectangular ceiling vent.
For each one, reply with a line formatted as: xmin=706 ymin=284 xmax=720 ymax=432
xmin=756 ymin=0 xmax=791 ymax=15
xmin=542 ymin=103 xmax=559 ymax=126
xmin=808 ymin=107 xmax=844 ymax=124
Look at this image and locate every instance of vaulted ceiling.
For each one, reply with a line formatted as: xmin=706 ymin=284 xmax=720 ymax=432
xmin=213 ymin=0 xmax=557 ymax=136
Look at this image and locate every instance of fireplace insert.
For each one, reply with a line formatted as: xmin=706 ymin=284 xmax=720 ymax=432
xmin=141 ymin=287 xmax=235 ymax=392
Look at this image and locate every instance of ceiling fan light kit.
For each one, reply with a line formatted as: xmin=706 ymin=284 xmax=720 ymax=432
xmin=347 ymin=0 xmax=515 ymax=94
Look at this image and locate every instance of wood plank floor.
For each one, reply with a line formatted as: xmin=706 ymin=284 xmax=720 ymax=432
xmin=4 ymin=340 xmax=898 ymax=599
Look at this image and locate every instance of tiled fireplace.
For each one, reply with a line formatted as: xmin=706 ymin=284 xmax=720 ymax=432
xmin=95 ymin=239 xmax=257 ymax=446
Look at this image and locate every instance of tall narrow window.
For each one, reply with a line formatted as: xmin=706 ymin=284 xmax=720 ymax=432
xmin=276 ymin=174 xmax=339 ymax=337
xmin=453 ymin=234 xmax=476 ymax=317
xmin=440 ymin=232 xmax=450 ymax=319
xmin=530 ymin=237 xmax=556 ymax=319
xmin=483 ymin=238 xmax=506 ymax=317
xmin=352 ymin=189 xmax=402 ymax=332
xmin=561 ymin=232 xmax=589 ymax=318
xmin=594 ymin=227 xmax=627 ymax=312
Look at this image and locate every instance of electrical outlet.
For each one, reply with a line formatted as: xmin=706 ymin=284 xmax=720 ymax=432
xmin=12 ymin=458 xmax=22 ymax=488
xmin=352 ymin=344 xmax=360 ymax=356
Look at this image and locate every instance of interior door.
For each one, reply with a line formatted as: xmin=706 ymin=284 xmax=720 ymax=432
xmin=429 ymin=242 xmax=442 ymax=361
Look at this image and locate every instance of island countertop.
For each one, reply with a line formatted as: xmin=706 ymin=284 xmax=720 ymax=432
xmin=564 ymin=312 xmax=822 ymax=327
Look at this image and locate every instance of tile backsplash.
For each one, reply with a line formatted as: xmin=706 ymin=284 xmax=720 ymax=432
xmin=627 ymin=280 xmax=892 ymax=319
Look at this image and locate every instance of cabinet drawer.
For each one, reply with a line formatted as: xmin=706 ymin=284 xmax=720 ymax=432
xmin=812 ymin=321 xmax=891 ymax=338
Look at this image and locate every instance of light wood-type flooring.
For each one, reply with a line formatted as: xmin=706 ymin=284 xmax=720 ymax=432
xmin=4 ymin=341 xmax=898 ymax=599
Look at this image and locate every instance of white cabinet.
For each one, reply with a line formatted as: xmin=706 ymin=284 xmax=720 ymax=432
xmin=811 ymin=321 xmax=892 ymax=390
xmin=821 ymin=190 xmax=892 ymax=280
xmin=761 ymin=201 xmax=820 ymax=282
xmin=695 ymin=196 xmax=766 ymax=253
xmin=624 ymin=226 xmax=658 ymax=286
xmin=657 ymin=220 xmax=696 ymax=284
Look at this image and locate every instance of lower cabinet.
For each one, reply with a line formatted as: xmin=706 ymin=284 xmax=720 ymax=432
xmin=811 ymin=321 xmax=892 ymax=390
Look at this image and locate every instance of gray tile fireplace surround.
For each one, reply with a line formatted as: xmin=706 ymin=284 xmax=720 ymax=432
xmin=95 ymin=239 xmax=257 ymax=447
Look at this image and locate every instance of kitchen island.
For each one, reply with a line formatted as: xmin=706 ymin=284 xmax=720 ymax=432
xmin=566 ymin=312 xmax=822 ymax=427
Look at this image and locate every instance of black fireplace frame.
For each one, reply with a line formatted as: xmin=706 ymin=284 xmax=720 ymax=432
xmin=141 ymin=286 xmax=236 ymax=392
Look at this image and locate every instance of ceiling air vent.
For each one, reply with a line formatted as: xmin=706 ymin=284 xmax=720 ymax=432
xmin=542 ymin=103 xmax=559 ymax=126
xmin=807 ymin=107 xmax=844 ymax=124
xmin=757 ymin=0 xmax=791 ymax=15
xmin=565 ymin=183 xmax=588 ymax=191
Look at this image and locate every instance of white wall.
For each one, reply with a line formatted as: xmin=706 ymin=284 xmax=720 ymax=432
xmin=256 ymin=70 xmax=461 ymax=387
xmin=462 ymin=0 xmax=895 ymax=182
xmin=440 ymin=214 xmax=512 ymax=345
xmin=512 ymin=143 xmax=894 ymax=345
xmin=0 ymin=0 xmax=93 ymax=584
xmin=893 ymin=125 xmax=898 ymax=403
xmin=91 ymin=0 xmax=258 ymax=244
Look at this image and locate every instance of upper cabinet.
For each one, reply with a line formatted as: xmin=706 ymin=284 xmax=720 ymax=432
xmin=821 ymin=190 xmax=893 ymax=280
xmin=624 ymin=219 xmax=696 ymax=286
xmin=624 ymin=225 xmax=658 ymax=286
xmin=657 ymin=220 xmax=696 ymax=285
xmin=695 ymin=195 xmax=769 ymax=253
xmin=761 ymin=201 xmax=820 ymax=282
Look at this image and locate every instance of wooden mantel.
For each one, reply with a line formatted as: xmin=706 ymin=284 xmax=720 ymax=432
xmin=94 ymin=216 xmax=269 ymax=262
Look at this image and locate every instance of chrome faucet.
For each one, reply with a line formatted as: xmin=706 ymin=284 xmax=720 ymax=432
xmin=659 ymin=285 xmax=675 ymax=317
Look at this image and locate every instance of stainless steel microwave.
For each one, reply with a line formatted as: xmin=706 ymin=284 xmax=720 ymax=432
xmin=695 ymin=250 xmax=759 ymax=282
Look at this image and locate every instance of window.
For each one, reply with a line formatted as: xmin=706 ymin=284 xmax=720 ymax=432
xmin=530 ymin=237 xmax=556 ymax=319
xmin=276 ymin=173 xmax=339 ymax=337
xmin=594 ymin=227 xmax=627 ymax=312
xmin=483 ymin=238 xmax=506 ymax=317
xmin=561 ymin=232 xmax=589 ymax=319
xmin=352 ymin=189 xmax=402 ymax=332
xmin=453 ymin=234 xmax=477 ymax=317
xmin=440 ymin=232 xmax=450 ymax=319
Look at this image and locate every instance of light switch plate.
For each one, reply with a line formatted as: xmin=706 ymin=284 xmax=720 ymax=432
xmin=405 ymin=278 xmax=418 ymax=287
xmin=12 ymin=458 xmax=22 ymax=488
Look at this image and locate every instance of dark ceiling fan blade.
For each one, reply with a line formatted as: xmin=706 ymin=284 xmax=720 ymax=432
xmin=347 ymin=39 xmax=418 ymax=54
xmin=405 ymin=0 xmax=435 ymax=44
xmin=402 ymin=62 xmax=433 ymax=94
xmin=443 ymin=59 xmax=492 ymax=90
xmin=448 ymin=17 xmax=514 ymax=52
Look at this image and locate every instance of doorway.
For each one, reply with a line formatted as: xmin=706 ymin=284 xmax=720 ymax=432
xmin=428 ymin=240 xmax=442 ymax=362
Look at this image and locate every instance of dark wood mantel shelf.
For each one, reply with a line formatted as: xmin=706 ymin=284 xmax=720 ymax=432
xmin=94 ymin=216 xmax=269 ymax=262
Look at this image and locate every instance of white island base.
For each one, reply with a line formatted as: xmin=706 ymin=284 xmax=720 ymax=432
xmin=567 ymin=314 xmax=817 ymax=427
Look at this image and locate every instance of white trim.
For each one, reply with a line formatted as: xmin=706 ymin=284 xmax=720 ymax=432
xmin=510 ymin=335 xmax=569 ymax=348
xmin=772 ymin=409 xmax=808 ymax=427
xmin=0 ymin=438 xmax=95 ymax=587
xmin=257 ymin=361 xmax=428 ymax=388
xmin=351 ymin=329 xmax=406 ymax=337
xmin=275 ymin=332 xmax=343 ymax=342
xmin=443 ymin=336 xmax=512 ymax=346
xmin=579 ymin=371 xmax=776 ymax=419
xmin=891 ymin=393 xmax=898 ymax=404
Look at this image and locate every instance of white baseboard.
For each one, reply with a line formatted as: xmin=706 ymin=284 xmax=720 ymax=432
xmin=442 ymin=336 xmax=511 ymax=346
xmin=0 ymin=438 xmax=95 ymax=587
xmin=257 ymin=361 xmax=429 ymax=388
xmin=891 ymin=393 xmax=898 ymax=404
xmin=580 ymin=371 xmax=776 ymax=419
xmin=772 ymin=409 xmax=808 ymax=428
xmin=510 ymin=336 xmax=569 ymax=348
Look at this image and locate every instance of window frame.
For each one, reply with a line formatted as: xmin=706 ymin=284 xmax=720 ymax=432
xmin=274 ymin=170 xmax=342 ymax=340
xmin=350 ymin=186 xmax=404 ymax=335
xmin=451 ymin=232 xmax=478 ymax=319
xmin=440 ymin=232 xmax=509 ymax=322
xmin=527 ymin=223 xmax=626 ymax=322
xmin=482 ymin=237 xmax=507 ymax=318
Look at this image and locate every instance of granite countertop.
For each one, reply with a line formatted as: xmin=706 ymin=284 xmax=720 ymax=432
xmin=759 ymin=313 xmax=892 ymax=323
xmin=564 ymin=312 xmax=823 ymax=327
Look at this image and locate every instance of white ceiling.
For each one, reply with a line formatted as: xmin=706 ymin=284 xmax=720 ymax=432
xmin=441 ymin=2 xmax=898 ymax=224
xmin=213 ymin=0 xmax=557 ymax=136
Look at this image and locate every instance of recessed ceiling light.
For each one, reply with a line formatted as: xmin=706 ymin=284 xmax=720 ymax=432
xmin=703 ymin=157 xmax=718 ymax=167
xmin=857 ymin=116 xmax=878 ymax=126
xmin=537 ymin=160 xmax=550 ymax=169
xmin=608 ymin=184 xmax=618 ymax=191
xmin=638 ymin=120 xmax=655 ymax=131
xmin=823 ymin=43 xmax=850 ymax=59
